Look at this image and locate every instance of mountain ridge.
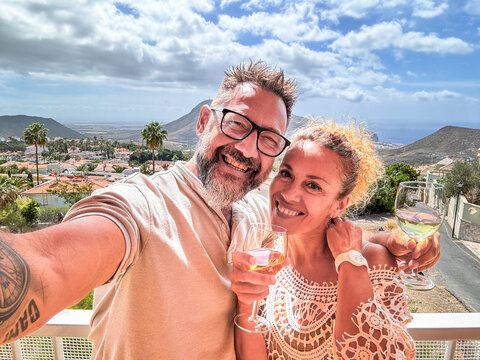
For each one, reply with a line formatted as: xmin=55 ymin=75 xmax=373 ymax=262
xmin=379 ymin=125 xmax=480 ymax=165
xmin=0 ymin=115 xmax=84 ymax=139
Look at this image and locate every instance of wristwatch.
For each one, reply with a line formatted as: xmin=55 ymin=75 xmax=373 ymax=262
xmin=335 ymin=250 xmax=368 ymax=273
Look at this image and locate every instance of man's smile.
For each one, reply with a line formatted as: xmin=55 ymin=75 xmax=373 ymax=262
xmin=222 ymin=154 xmax=249 ymax=173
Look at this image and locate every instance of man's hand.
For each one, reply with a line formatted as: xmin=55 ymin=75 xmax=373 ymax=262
xmin=384 ymin=229 xmax=441 ymax=272
xmin=230 ymin=252 xmax=276 ymax=305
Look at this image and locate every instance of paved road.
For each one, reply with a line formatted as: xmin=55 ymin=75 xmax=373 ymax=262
xmin=432 ymin=222 xmax=480 ymax=312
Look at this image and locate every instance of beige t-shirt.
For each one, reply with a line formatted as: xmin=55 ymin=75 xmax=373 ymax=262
xmin=64 ymin=162 xmax=269 ymax=360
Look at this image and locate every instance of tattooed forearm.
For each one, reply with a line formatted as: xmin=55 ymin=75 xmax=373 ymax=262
xmin=3 ymin=299 xmax=40 ymax=343
xmin=0 ymin=239 xmax=31 ymax=325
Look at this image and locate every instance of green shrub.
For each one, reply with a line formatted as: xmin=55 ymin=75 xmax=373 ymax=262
xmin=21 ymin=200 xmax=40 ymax=225
xmin=0 ymin=197 xmax=40 ymax=232
xmin=70 ymin=291 xmax=93 ymax=310
xmin=38 ymin=206 xmax=71 ymax=224
xmin=363 ymin=163 xmax=419 ymax=214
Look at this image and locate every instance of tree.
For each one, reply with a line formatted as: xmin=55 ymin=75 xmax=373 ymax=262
xmin=21 ymin=200 xmax=40 ymax=225
xmin=142 ymin=122 xmax=168 ymax=173
xmin=23 ymin=122 xmax=48 ymax=185
xmin=140 ymin=162 xmax=152 ymax=175
xmin=444 ymin=160 xmax=480 ymax=205
xmin=363 ymin=163 xmax=420 ymax=214
xmin=27 ymin=172 xmax=34 ymax=188
xmin=47 ymin=181 xmax=95 ymax=206
xmin=100 ymin=139 xmax=115 ymax=159
xmin=113 ymin=165 xmax=126 ymax=173
xmin=0 ymin=176 xmax=20 ymax=210
xmin=0 ymin=197 xmax=39 ymax=233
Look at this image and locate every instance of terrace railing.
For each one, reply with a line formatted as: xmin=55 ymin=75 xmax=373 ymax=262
xmin=0 ymin=311 xmax=479 ymax=359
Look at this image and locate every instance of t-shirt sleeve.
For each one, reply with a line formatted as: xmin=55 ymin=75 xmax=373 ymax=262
xmin=63 ymin=181 xmax=151 ymax=283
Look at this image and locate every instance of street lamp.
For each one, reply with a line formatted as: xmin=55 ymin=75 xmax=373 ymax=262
xmin=451 ymin=181 xmax=463 ymax=238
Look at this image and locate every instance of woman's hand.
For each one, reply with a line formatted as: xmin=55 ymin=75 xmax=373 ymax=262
xmin=326 ymin=218 xmax=363 ymax=259
xmin=230 ymin=252 xmax=276 ymax=305
xmin=385 ymin=229 xmax=441 ymax=272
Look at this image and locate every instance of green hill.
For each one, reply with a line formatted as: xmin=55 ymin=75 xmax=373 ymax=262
xmin=0 ymin=115 xmax=84 ymax=139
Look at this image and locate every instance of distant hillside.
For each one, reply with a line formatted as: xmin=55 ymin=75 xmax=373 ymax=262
xmin=163 ymin=100 xmax=211 ymax=145
xmin=0 ymin=115 xmax=84 ymax=139
xmin=71 ymin=101 xmax=383 ymax=150
xmin=380 ymin=126 xmax=480 ymax=165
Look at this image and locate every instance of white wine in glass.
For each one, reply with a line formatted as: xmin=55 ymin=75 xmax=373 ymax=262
xmin=395 ymin=181 xmax=445 ymax=290
xmin=234 ymin=223 xmax=288 ymax=333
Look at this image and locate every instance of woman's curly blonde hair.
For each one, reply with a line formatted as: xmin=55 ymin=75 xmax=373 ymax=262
xmin=289 ymin=118 xmax=382 ymax=211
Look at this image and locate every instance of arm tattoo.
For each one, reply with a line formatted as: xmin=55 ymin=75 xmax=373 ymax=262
xmin=0 ymin=239 xmax=31 ymax=324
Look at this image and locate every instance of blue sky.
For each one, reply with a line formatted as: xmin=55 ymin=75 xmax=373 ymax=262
xmin=0 ymin=0 xmax=479 ymax=143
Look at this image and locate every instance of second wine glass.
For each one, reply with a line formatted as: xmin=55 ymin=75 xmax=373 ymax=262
xmin=395 ymin=181 xmax=445 ymax=291
xmin=234 ymin=222 xmax=288 ymax=333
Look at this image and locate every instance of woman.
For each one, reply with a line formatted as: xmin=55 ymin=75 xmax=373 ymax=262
xmin=231 ymin=120 xmax=415 ymax=359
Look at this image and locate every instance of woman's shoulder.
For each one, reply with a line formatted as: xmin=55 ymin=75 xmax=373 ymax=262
xmin=361 ymin=241 xmax=397 ymax=271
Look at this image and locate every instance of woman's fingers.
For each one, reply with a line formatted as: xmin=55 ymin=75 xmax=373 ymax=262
xmin=230 ymin=251 xmax=276 ymax=304
xmin=402 ymin=233 xmax=441 ymax=272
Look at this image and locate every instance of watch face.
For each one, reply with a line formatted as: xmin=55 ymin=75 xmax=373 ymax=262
xmin=350 ymin=251 xmax=363 ymax=263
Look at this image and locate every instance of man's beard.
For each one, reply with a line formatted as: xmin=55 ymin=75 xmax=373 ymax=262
xmin=195 ymin=138 xmax=268 ymax=209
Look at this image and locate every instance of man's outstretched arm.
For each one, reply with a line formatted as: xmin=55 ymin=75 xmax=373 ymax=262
xmin=0 ymin=216 xmax=125 ymax=344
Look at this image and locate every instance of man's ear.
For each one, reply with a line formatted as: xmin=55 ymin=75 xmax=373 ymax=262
xmin=332 ymin=195 xmax=351 ymax=218
xmin=196 ymin=105 xmax=212 ymax=137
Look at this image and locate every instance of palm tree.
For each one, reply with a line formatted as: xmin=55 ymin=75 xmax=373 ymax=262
xmin=23 ymin=122 xmax=48 ymax=185
xmin=142 ymin=122 xmax=168 ymax=173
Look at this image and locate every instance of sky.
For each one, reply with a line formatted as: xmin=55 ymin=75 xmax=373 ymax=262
xmin=0 ymin=0 xmax=479 ymax=144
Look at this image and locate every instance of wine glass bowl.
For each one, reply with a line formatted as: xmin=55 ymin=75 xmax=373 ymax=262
xmin=395 ymin=181 xmax=445 ymax=290
xmin=234 ymin=223 xmax=288 ymax=333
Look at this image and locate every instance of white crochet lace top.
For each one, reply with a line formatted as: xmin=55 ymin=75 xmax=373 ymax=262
xmin=259 ymin=265 xmax=415 ymax=360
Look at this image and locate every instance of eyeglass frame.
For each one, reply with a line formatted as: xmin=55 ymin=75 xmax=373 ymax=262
xmin=210 ymin=107 xmax=291 ymax=157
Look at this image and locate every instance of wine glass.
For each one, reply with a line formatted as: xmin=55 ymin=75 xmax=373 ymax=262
xmin=395 ymin=181 xmax=445 ymax=291
xmin=234 ymin=222 xmax=288 ymax=333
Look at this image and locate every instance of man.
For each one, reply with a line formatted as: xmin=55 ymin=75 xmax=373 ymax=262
xmin=0 ymin=62 xmax=438 ymax=359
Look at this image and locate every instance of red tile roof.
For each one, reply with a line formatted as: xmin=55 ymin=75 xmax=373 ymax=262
xmin=22 ymin=178 xmax=112 ymax=195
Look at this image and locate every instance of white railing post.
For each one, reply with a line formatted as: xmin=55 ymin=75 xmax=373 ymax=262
xmin=52 ymin=337 xmax=65 ymax=360
xmin=10 ymin=340 xmax=22 ymax=360
xmin=443 ymin=340 xmax=457 ymax=360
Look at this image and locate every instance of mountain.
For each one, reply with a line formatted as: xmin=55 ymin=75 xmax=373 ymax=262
xmin=163 ymin=100 xmax=211 ymax=145
xmin=379 ymin=126 xmax=480 ymax=165
xmin=0 ymin=115 xmax=84 ymax=139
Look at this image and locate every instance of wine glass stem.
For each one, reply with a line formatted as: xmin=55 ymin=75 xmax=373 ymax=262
xmin=412 ymin=238 xmax=424 ymax=278
xmin=249 ymin=300 xmax=258 ymax=321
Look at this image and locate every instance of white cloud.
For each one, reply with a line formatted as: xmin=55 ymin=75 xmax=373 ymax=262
xmin=0 ymin=0 xmax=235 ymax=88
xmin=330 ymin=21 xmax=473 ymax=56
xmin=220 ymin=0 xmax=241 ymax=8
xmin=319 ymin=0 xmax=381 ymax=23
xmin=318 ymin=0 xmax=409 ymax=23
xmin=0 ymin=0 xmax=476 ymax=110
xmin=240 ymin=0 xmax=284 ymax=10
xmin=464 ymin=0 xmax=480 ymax=15
xmin=218 ymin=4 xmax=340 ymax=42
xmin=413 ymin=90 xmax=462 ymax=101
xmin=412 ymin=0 xmax=448 ymax=18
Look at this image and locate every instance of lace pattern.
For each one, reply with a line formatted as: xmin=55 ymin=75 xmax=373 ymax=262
xmin=259 ymin=266 xmax=415 ymax=360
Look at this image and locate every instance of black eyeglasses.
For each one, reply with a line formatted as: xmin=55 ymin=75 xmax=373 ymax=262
xmin=210 ymin=107 xmax=290 ymax=157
